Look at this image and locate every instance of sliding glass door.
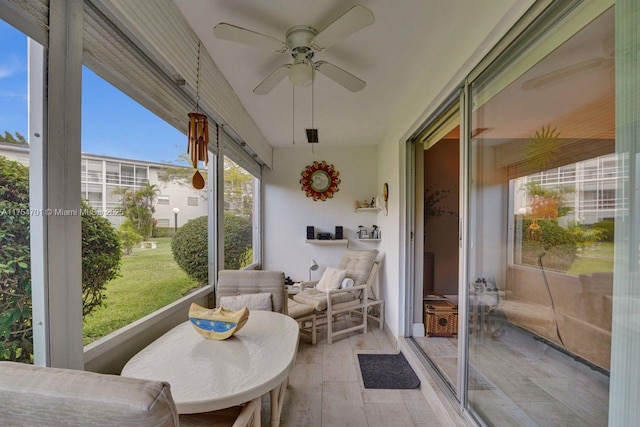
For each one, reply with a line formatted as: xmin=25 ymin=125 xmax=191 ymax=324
xmin=466 ymin=5 xmax=615 ymax=425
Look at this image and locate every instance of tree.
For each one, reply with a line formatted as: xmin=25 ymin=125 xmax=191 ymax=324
xmin=112 ymin=183 xmax=159 ymax=240
xmin=0 ymin=131 xmax=28 ymax=147
xmin=158 ymin=155 xmax=253 ymax=220
xmin=0 ymin=156 xmax=122 ymax=362
xmin=158 ymin=153 xmax=207 ymax=188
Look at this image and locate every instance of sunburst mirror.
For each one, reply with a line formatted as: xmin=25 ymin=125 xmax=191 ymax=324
xmin=300 ymin=161 xmax=341 ymax=201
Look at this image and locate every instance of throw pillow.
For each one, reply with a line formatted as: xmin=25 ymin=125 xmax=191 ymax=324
xmin=340 ymin=278 xmax=355 ymax=289
xmin=316 ymin=267 xmax=347 ymax=293
xmin=220 ymin=293 xmax=272 ymax=311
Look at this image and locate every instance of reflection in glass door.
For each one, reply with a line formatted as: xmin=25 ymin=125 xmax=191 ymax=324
xmin=466 ymin=8 xmax=614 ymax=425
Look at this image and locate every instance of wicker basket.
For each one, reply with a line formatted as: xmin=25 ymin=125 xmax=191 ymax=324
xmin=424 ymin=300 xmax=458 ymax=337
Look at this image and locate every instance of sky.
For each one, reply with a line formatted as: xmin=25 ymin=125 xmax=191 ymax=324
xmin=0 ymin=19 xmax=187 ymax=164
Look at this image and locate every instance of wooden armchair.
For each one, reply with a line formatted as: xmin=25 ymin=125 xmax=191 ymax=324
xmin=293 ymin=249 xmax=380 ymax=344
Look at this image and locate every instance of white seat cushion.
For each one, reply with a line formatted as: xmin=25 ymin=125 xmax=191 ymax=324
xmin=220 ymin=293 xmax=272 ymax=311
xmin=293 ymin=288 xmax=356 ymax=311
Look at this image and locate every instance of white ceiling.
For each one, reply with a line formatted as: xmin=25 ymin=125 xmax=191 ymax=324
xmin=173 ymin=0 xmax=530 ymax=148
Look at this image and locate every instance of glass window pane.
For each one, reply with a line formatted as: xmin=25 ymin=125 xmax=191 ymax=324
xmin=80 ymin=67 xmax=205 ymax=345
xmin=467 ymin=8 xmax=614 ymax=425
xmin=223 ymin=156 xmax=255 ymax=269
xmin=106 ymin=162 xmax=119 ymax=184
xmin=0 ymin=20 xmax=35 ymax=364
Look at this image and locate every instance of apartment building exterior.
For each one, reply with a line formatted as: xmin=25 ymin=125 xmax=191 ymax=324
xmin=0 ymin=142 xmax=207 ymax=229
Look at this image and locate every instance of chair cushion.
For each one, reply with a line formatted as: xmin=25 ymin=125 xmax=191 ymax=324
xmin=216 ymin=270 xmax=285 ymax=313
xmin=293 ymin=288 xmax=356 ymax=311
xmin=287 ymin=299 xmax=315 ymax=318
xmin=316 ymin=267 xmax=347 ymax=293
xmin=220 ymin=293 xmax=272 ymax=311
xmin=337 ymin=250 xmax=378 ymax=287
xmin=0 ymin=362 xmax=178 ymax=427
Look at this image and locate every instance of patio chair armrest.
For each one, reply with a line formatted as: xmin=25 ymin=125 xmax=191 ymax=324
xmin=299 ymin=280 xmax=318 ymax=290
xmin=326 ymin=285 xmax=368 ymax=307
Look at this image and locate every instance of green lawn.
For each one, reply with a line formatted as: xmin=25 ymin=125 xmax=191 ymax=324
xmin=83 ymin=237 xmax=200 ymax=345
xmin=567 ymin=242 xmax=615 ymax=276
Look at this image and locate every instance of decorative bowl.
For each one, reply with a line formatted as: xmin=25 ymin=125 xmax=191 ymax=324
xmin=188 ymin=303 xmax=249 ymax=340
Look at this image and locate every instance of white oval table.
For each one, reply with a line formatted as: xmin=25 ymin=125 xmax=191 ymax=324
xmin=121 ymin=310 xmax=299 ymax=426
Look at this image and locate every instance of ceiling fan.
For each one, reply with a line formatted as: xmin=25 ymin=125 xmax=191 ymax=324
xmin=522 ymin=35 xmax=614 ymax=91
xmin=212 ymin=5 xmax=374 ymax=94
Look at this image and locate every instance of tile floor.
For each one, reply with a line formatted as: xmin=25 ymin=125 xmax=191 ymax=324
xmin=260 ymin=317 xmax=460 ymax=426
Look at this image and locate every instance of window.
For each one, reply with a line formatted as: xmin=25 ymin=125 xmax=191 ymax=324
xmin=0 ymin=19 xmax=40 ymax=364
xmin=135 ymin=166 xmax=148 ymax=186
xmin=223 ymin=156 xmax=256 ymax=269
xmin=121 ymin=165 xmax=134 ymax=186
xmin=187 ymin=197 xmax=198 ymax=206
xmin=81 ymin=67 xmax=204 ymax=345
xmin=105 ymin=162 xmax=118 ymax=183
xmin=86 ymin=160 xmax=102 ymax=183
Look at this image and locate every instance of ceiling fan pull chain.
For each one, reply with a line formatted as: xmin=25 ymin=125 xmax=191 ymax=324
xmin=292 ymin=86 xmax=295 ymax=145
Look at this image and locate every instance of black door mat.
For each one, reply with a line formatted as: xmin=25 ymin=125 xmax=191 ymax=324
xmin=357 ymin=352 xmax=420 ymax=389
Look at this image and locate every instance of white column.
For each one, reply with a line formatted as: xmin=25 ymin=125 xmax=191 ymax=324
xmin=44 ymin=0 xmax=84 ymax=369
xmin=28 ymin=38 xmax=47 ymax=366
xmin=609 ymin=1 xmax=640 ymax=424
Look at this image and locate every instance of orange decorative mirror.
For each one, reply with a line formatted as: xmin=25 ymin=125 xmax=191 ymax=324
xmin=300 ymin=161 xmax=341 ymax=201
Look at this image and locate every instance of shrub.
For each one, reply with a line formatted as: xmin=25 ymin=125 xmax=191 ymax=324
xmin=592 ymin=220 xmax=615 ymax=242
xmin=0 ymin=156 xmax=122 ymax=362
xmin=519 ymin=218 xmax=577 ymax=271
xmin=224 ymin=214 xmax=252 ymax=269
xmin=81 ymin=200 xmax=122 ymax=316
xmin=152 ymin=227 xmax=175 ymax=238
xmin=119 ymin=220 xmax=143 ymax=255
xmin=171 ymin=216 xmax=209 ymax=284
xmin=0 ymin=156 xmax=32 ymax=362
xmin=171 ymin=214 xmax=253 ymax=282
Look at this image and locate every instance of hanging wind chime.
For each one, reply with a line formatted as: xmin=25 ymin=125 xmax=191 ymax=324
xmin=187 ymin=42 xmax=208 ymax=189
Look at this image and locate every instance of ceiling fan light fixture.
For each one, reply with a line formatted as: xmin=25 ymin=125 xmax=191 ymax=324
xmin=289 ymin=61 xmax=313 ymax=87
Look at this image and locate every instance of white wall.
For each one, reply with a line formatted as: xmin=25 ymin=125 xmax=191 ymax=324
xmin=263 ymin=146 xmax=385 ymax=277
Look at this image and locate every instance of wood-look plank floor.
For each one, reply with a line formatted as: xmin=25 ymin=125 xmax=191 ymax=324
xmin=259 ymin=317 xmax=449 ymax=426
xmin=414 ymin=323 xmax=609 ymax=426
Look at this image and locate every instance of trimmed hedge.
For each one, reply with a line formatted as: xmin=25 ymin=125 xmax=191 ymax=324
xmin=171 ymin=216 xmax=208 ymax=284
xmin=171 ymin=214 xmax=253 ymax=283
xmin=152 ymin=226 xmax=175 ymax=238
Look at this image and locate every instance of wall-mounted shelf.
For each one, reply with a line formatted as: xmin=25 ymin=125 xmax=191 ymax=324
xmin=305 ymin=239 xmax=349 ymax=246
xmin=358 ymin=238 xmax=381 ymax=242
xmin=355 ymin=207 xmax=378 ymax=213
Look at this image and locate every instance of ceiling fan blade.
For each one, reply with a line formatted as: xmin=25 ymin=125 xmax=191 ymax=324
xmin=253 ymin=64 xmax=291 ymax=94
xmin=311 ymin=5 xmax=374 ymax=51
xmin=315 ymin=61 xmax=366 ymax=92
xmin=522 ymin=58 xmax=608 ymax=91
xmin=213 ymin=23 xmax=288 ymax=53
